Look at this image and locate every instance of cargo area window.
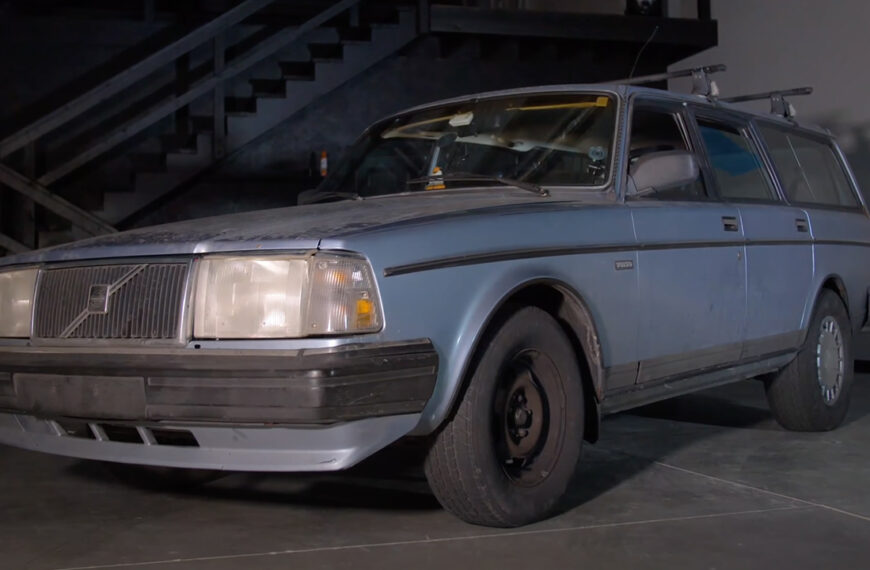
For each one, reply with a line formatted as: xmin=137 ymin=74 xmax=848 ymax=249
xmin=758 ymin=124 xmax=858 ymax=208
xmin=696 ymin=120 xmax=776 ymax=202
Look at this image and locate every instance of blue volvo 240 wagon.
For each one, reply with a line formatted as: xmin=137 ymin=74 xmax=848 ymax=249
xmin=0 ymin=71 xmax=867 ymax=527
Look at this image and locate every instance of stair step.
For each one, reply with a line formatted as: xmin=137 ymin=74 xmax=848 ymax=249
xmin=308 ymin=43 xmax=343 ymax=61
xmin=338 ymin=27 xmax=372 ymax=43
xmin=280 ymin=61 xmax=316 ymax=80
xmin=128 ymin=152 xmax=166 ymax=173
xmin=160 ymin=133 xmax=199 ymax=154
xmin=249 ymin=78 xmax=286 ymax=98
xmin=225 ymin=97 xmax=257 ymax=116
xmin=190 ymin=115 xmax=214 ymax=133
xmin=227 ymin=13 xmax=418 ymax=153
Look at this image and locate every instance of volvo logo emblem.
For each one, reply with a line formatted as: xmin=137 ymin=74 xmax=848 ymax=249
xmin=86 ymin=284 xmax=111 ymax=315
xmin=57 ymin=265 xmax=148 ymax=339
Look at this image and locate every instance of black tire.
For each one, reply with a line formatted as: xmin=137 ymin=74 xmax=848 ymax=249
xmin=103 ymin=463 xmax=224 ymax=490
xmin=766 ymin=289 xmax=853 ymax=431
xmin=424 ymin=306 xmax=584 ymax=527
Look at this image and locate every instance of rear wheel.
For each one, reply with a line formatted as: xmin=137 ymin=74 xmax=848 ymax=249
xmin=424 ymin=307 xmax=585 ymax=527
xmin=766 ymin=289 xmax=853 ymax=431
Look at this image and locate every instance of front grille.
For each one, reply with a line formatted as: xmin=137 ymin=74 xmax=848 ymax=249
xmin=34 ymin=263 xmax=189 ymax=341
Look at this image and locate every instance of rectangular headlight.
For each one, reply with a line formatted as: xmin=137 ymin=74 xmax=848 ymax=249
xmin=0 ymin=268 xmax=38 ymax=338
xmin=193 ymin=253 xmax=382 ymax=339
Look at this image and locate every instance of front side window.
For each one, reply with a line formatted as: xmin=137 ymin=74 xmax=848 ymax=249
xmin=316 ymin=93 xmax=617 ymax=198
xmin=697 ymin=120 xmax=776 ymax=201
xmin=758 ymin=124 xmax=858 ymax=208
xmin=627 ymin=105 xmax=706 ymax=200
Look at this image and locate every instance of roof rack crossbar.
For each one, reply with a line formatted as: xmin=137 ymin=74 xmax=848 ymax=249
xmin=606 ymin=64 xmax=726 ymax=97
xmin=722 ymin=87 xmax=813 ymax=119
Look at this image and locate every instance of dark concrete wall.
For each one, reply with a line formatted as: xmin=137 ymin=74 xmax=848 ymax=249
xmin=0 ymin=13 xmax=167 ymax=132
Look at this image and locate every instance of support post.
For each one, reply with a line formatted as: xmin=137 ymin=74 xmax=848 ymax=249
xmin=697 ymin=0 xmax=711 ymax=20
xmin=213 ymin=33 xmax=226 ymax=160
xmin=174 ymin=53 xmax=191 ymax=136
xmin=18 ymin=142 xmax=38 ymax=248
xmin=418 ymin=0 xmax=430 ymax=33
xmin=143 ymin=0 xmax=155 ymax=22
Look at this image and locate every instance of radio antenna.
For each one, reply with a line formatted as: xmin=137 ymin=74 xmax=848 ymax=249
xmin=628 ymin=25 xmax=660 ymax=80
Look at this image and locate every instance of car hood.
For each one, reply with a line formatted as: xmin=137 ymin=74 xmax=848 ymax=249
xmin=0 ymin=189 xmax=611 ymax=266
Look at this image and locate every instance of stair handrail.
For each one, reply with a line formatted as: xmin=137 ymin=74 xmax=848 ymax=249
xmin=0 ymin=0 xmax=275 ymax=159
xmin=0 ymin=0 xmax=371 ymax=243
xmin=27 ymin=0 xmax=368 ymax=188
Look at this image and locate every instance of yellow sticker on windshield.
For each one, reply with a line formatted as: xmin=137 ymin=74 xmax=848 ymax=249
xmin=506 ymin=97 xmax=610 ymax=112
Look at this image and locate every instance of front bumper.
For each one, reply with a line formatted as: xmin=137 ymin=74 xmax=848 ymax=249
xmin=0 ymin=412 xmax=420 ymax=471
xmin=0 ymin=339 xmax=438 ymax=471
xmin=0 ymin=340 xmax=438 ymax=424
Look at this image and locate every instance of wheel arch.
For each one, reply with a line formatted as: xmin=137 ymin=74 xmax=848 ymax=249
xmin=450 ymin=278 xmax=605 ymax=444
xmin=802 ymin=274 xmax=852 ymax=341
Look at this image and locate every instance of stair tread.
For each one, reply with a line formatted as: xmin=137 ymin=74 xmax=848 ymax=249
xmin=249 ymin=78 xmax=287 ymax=98
xmin=225 ymin=96 xmax=257 ymax=115
xmin=279 ymin=61 xmax=316 ymax=80
xmin=338 ymin=27 xmax=372 ymax=43
xmin=308 ymin=43 xmax=344 ymax=60
xmin=190 ymin=115 xmax=215 ymax=132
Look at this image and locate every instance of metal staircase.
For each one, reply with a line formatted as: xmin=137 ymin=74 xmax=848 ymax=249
xmin=0 ymin=0 xmax=420 ymax=251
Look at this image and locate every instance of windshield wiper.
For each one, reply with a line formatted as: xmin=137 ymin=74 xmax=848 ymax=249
xmin=407 ymin=172 xmax=549 ymax=197
xmin=297 ymin=190 xmax=363 ymax=205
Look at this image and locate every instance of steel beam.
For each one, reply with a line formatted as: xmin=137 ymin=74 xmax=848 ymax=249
xmin=0 ymin=232 xmax=30 ymax=254
xmin=0 ymin=0 xmax=275 ymax=158
xmin=0 ymin=164 xmax=116 ymax=236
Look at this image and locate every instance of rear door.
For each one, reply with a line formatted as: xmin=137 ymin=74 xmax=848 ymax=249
xmin=691 ymin=115 xmax=813 ymax=360
xmin=626 ymin=99 xmax=747 ymax=383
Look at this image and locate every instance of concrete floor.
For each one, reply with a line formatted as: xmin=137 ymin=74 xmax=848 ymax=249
xmin=5 ymin=372 xmax=870 ymax=570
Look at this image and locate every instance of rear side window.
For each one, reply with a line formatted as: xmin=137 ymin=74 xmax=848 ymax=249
xmin=697 ymin=120 xmax=775 ymax=201
xmin=758 ymin=124 xmax=858 ymax=208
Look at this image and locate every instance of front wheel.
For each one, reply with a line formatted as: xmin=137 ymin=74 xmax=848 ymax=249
xmin=766 ymin=289 xmax=854 ymax=431
xmin=424 ymin=307 xmax=585 ymax=527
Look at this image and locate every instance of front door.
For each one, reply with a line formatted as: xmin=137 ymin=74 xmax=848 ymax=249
xmin=626 ymin=101 xmax=747 ymax=383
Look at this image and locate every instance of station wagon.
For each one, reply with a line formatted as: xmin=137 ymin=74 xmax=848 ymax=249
xmin=0 ymin=66 xmax=866 ymax=527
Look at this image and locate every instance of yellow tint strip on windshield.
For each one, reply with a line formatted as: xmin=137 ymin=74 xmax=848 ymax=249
xmin=506 ymin=97 xmax=610 ymax=111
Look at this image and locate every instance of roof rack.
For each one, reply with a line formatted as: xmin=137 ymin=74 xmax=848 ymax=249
xmin=606 ymin=64 xmax=726 ymax=98
xmin=721 ymin=87 xmax=813 ymax=119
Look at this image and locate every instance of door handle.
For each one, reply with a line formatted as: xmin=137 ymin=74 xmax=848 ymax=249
xmin=796 ymin=218 xmax=809 ymax=233
xmin=722 ymin=216 xmax=739 ymax=232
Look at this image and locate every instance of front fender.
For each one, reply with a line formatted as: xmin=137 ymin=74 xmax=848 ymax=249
xmin=379 ymin=260 xmax=602 ymax=435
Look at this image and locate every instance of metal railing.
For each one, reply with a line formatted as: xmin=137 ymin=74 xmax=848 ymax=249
xmin=0 ymin=0 xmax=382 ymax=248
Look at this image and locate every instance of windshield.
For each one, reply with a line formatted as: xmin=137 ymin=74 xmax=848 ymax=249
xmin=316 ymin=92 xmax=617 ymax=199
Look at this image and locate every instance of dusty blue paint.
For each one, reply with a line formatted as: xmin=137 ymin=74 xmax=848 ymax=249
xmin=2 ymin=83 xmax=869 ymax=464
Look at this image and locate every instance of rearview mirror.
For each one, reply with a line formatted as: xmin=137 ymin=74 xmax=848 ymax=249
xmin=628 ymin=150 xmax=700 ymax=196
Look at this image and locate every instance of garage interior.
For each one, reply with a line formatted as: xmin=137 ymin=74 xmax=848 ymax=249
xmin=3 ymin=1 xmax=870 ymax=568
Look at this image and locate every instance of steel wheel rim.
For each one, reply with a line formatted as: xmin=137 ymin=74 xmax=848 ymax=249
xmin=493 ymin=349 xmax=565 ymax=487
xmin=816 ymin=316 xmax=845 ymax=406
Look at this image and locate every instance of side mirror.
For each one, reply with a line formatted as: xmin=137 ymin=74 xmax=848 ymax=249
xmin=627 ymin=150 xmax=700 ymax=196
